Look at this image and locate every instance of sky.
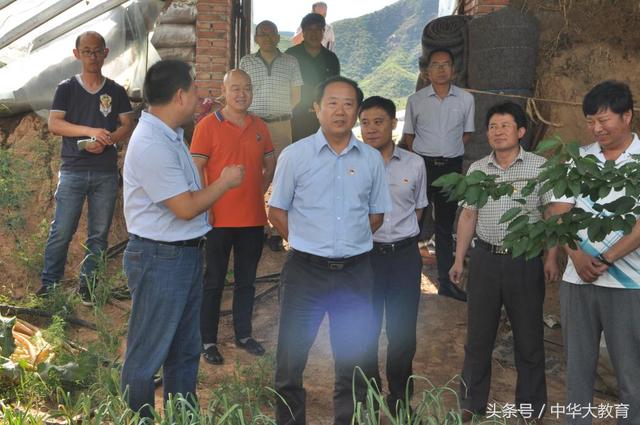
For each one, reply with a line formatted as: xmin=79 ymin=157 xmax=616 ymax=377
xmin=252 ymin=0 xmax=403 ymax=32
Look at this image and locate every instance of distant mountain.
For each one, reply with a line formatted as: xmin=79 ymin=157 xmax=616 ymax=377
xmin=333 ymin=0 xmax=438 ymax=109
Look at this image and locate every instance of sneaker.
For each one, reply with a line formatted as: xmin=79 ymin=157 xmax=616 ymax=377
xmin=202 ymin=345 xmax=224 ymax=365
xmin=268 ymin=235 xmax=283 ymax=252
xmin=235 ymin=337 xmax=265 ymax=356
xmin=79 ymin=286 xmax=94 ymax=307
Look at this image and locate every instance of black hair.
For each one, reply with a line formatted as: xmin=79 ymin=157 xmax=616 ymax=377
xmin=419 ymin=48 xmax=455 ymax=69
xmin=75 ymin=31 xmax=106 ymax=49
xmin=143 ymin=60 xmax=193 ymax=106
xmin=300 ymin=13 xmax=326 ymax=30
xmin=359 ymin=96 xmax=396 ymax=119
xmin=485 ymin=101 xmax=527 ymax=129
xmin=255 ymin=20 xmax=277 ymax=34
xmin=582 ymin=80 xmax=634 ymax=117
xmin=315 ymin=75 xmax=364 ymax=107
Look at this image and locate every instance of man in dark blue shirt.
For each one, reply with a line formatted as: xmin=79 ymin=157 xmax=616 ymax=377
xmin=37 ymin=31 xmax=134 ymax=304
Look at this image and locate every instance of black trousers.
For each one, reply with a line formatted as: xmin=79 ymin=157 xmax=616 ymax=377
xmin=365 ymin=241 xmax=422 ymax=409
xmin=291 ymin=111 xmax=320 ymax=142
xmin=200 ymin=226 xmax=264 ymax=344
xmin=421 ymin=156 xmax=463 ymax=285
xmin=460 ymin=245 xmax=547 ymax=416
xmin=275 ymin=252 xmax=374 ymax=425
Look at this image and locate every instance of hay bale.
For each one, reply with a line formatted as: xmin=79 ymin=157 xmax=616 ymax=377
xmin=468 ymin=7 xmax=539 ymax=91
xmin=158 ymin=3 xmax=197 ymax=25
xmin=151 ymin=24 xmax=196 ymax=48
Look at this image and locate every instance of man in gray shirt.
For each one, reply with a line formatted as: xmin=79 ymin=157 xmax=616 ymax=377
xmin=360 ymin=96 xmax=427 ymax=412
xmin=402 ymin=47 xmax=475 ymax=302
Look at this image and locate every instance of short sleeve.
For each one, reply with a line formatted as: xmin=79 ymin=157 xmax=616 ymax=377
xmin=115 ymin=84 xmax=133 ymax=115
xmin=403 ymin=96 xmax=415 ymax=135
xmin=415 ymin=158 xmax=428 ymax=209
xmin=135 ymin=145 xmax=191 ymax=203
xmin=269 ymin=146 xmax=296 ymax=210
xmin=51 ymin=80 xmax=70 ymax=112
xmin=260 ymin=120 xmax=274 ymax=154
xmin=369 ymin=152 xmax=392 ymax=214
xmin=190 ymin=118 xmax=214 ymax=159
xmin=291 ymin=58 xmax=304 ymax=87
xmin=464 ymin=93 xmax=475 ymax=133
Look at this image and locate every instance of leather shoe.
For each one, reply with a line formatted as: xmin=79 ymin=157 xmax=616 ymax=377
xmin=438 ymin=280 xmax=467 ymax=302
xmin=235 ymin=337 xmax=265 ymax=356
xmin=202 ymin=345 xmax=224 ymax=365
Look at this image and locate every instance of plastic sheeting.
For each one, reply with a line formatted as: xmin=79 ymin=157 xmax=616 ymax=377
xmin=0 ymin=0 xmax=162 ymax=117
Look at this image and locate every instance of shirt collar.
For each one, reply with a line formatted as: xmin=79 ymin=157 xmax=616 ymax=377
xmin=425 ymin=84 xmax=456 ymax=98
xmin=140 ymin=111 xmax=184 ymax=143
xmin=257 ymin=49 xmax=281 ymax=60
xmin=587 ymin=132 xmax=640 ymax=162
xmin=488 ymin=145 xmax=525 ymax=169
xmin=390 ymin=145 xmax=402 ymax=160
xmin=312 ymin=128 xmax=362 ymax=155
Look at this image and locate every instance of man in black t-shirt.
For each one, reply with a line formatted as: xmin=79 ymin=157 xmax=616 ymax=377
xmin=286 ymin=13 xmax=340 ymax=142
xmin=38 ymin=31 xmax=134 ymax=304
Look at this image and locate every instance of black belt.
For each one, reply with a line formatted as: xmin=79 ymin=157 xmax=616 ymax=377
xmin=475 ymin=239 xmax=510 ymax=255
xmin=261 ymin=114 xmax=291 ymax=123
xmin=373 ymin=236 xmax=417 ymax=254
xmin=423 ymin=155 xmax=463 ymax=167
xmin=292 ymin=249 xmax=368 ymax=270
xmin=129 ymin=233 xmax=206 ymax=248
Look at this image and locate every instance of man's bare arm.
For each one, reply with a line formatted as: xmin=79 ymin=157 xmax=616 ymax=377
xmin=192 ymin=156 xmax=208 ymax=188
xmin=449 ymin=207 xmax=478 ymax=284
xmin=262 ymin=154 xmax=276 ymax=194
xmin=399 ymin=133 xmax=415 ymax=152
xmin=462 ymin=132 xmax=473 ymax=145
xmin=369 ymin=213 xmax=384 ymax=234
xmin=290 ymin=85 xmax=301 ymax=109
xmin=48 ymin=111 xmax=111 ymax=144
xmin=268 ymin=207 xmax=289 ymax=240
xmin=109 ymin=113 xmax=135 ymax=146
xmin=415 ymin=208 xmax=424 ymax=222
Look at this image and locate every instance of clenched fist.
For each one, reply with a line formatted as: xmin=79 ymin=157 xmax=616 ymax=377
xmin=219 ymin=165 xmax=245 ymax=189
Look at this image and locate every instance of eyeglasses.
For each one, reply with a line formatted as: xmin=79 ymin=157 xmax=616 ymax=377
xmin=488 ymin=123 xmax=517 ymax=132
xmin=79 ymin=49 xmax=106 ymax=57
xmin=427 ymin=63 xmax=452 ymax=71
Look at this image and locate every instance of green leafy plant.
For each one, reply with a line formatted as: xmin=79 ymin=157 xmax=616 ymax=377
xmin=433 ymin=137 xmax=640 ymax=259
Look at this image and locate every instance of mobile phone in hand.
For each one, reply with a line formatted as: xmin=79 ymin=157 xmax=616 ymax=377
xmin=77 ymin=137 xmax=97 ymax=151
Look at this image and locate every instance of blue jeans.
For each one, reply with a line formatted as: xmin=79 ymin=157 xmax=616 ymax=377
xmin=41 ymin=170 xmax=118 ymax=287
xmin=120 ymin=237 xmax=204 ymax=418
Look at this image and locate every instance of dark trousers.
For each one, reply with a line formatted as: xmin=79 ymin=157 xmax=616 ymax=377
xmin=366 ymin=241 xmax=422 ymax=409
xmin=460 ymin=245 xmax=547 ymax=416
xmin=291 ymin=111 xmax=319 ymax=142
xmin=200 ymin=226 xmax=264 ymax=344
xmin=275 ymin=252 xmax=374 ymax=425
xmin=421 ymin=156 xmax=462 ymax=285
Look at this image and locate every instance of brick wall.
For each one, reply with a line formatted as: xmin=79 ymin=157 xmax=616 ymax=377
xmin=195 ymin=0 xmax=233 ymax=99
xmin=462 ymin=0 xmax=509 ymax=16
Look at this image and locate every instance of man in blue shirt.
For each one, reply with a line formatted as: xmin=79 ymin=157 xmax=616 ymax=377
xmin=360 ymin=96 xmax=428 ymax=413
xmin=120 ymin=59 xmax=244 ymax=418
xmin=269 ymin=76 xmax=391 ymax=425
xmin=38 ymin=31 xmax=134 ymax=303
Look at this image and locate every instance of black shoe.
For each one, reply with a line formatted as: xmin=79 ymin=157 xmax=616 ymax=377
xmin=235 ymin=338 xmax=265 ymax=356
xmin=438 ymin=280 xmax=467 ymax=302
xmin=79 ymin=286 xmax=94 ymax=307
xmin=202 ymin=345 xmax=224 ymax=365
xmin=268 ymin=236 xmax=283 ymax=252
xmin=36 ymin=284 xmax=53 ymax=297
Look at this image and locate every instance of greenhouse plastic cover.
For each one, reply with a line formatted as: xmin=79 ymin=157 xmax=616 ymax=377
xmin=0 ymin=0 xmax=163 ymax=117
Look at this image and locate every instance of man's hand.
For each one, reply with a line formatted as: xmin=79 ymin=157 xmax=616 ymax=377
xmin=544 ymin=255 xmax=561 ymax=283
xmin=570 ymin=249 xmax=608 ymax=283
xmin=449 ymin=260 xmax=464 ymax=285
xmin=90 ymin=128 xmax=112 ymax=145
xmin=219 ymin=165 xmax=245 ymax=189
xmin=85 ymin=142 xmax=106 ymax=154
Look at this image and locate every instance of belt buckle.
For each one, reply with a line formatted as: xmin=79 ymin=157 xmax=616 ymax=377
xmin=328 ymin=261 xmax=344 ymax=271
xmin=494 ymin=245 xmax=509 ymax=255
xmin=433 ymin=159 xmax=446 ymax=167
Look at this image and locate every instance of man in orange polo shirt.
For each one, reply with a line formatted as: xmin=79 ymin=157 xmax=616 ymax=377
xmin=191 ymin=69 xmax=276 ymax=365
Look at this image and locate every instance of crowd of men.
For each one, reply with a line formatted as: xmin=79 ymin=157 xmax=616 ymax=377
xmin=35 ymin=6 xmax=639 ymax=424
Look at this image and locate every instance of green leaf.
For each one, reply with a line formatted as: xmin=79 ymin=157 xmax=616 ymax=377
xmin=432 ymin=172 xmax=462 ymax=188
xmin=600 ymin=196 xmax=636 ymax=215
xmin=465 ymin=170 xmax=488 ymax=185
xmin=454 ymin=179 xmax=468 ymax=198
xmin=507 ymin=215 xmax=529 ymax=232
xmin=597 ymin=185 xmax=611 ymax=199
xmin=499 ymin=207 xmax=523 ymax=224
xmin=513 ymin=198 xmax=527 ymax=205
xmin=553 ymin=180 xmax=568 ymax=198
xmin=520 ymin=181 xmax=537 ymax=197
xmin=536 ymin=137 xmax=561 ymax=153
xmin=587 ymin=219 xmax=602 ymax=242
xmin=0 ymin=315 xmax=16 ymax=357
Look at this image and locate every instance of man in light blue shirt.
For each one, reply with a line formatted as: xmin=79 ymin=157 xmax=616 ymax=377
xmin=360 ymin=96 xmax=428 ymax=412
xmin=269 ymin=76 xmax=391 ymax=425
xmin=120 ymin=60 xmax=244 ymax=418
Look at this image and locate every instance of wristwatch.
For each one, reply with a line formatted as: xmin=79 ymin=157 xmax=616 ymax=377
xmin=596 ymin=253 xmax=614 ymax=267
